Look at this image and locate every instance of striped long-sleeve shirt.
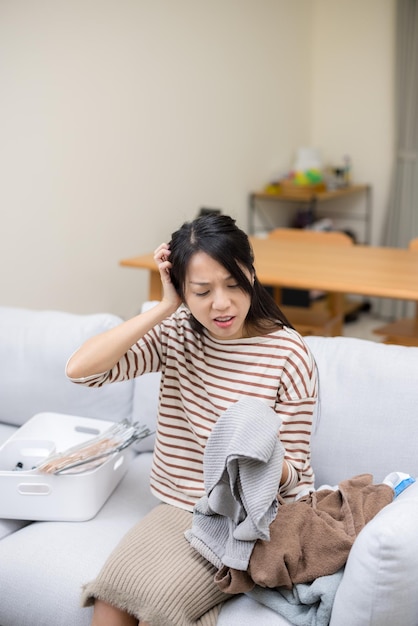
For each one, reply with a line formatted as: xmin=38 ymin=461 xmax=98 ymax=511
xmin=69 ymin=307 xmax=318 ymax=512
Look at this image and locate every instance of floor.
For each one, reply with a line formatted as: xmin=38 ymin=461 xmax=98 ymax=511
xmin=342 ymin=309 xmax=385 ymax=342
xmin=302 ymin=295 xmax=387 ymax=342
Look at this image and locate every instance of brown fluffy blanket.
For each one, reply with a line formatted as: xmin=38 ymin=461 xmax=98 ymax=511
xmin=215 ymin=473 xmax=393 ymax=592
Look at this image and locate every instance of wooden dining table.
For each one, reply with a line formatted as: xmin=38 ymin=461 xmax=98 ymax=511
xmin=120 ymin=236 xmax=418 ymax=334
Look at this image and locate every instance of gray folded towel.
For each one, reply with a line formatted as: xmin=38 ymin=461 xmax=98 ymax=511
xmin=185 ymin=397 xmax=284 ymax=570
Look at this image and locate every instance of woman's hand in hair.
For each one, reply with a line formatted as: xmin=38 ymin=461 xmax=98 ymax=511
xmin=154 ymin=243 xmax=181 ymax=311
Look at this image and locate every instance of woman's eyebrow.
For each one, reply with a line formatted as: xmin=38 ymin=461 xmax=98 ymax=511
xmin=189 ymin=280 xmax=210 ymax=286
xmin=188 ymin=274 xmax=234 ymax=286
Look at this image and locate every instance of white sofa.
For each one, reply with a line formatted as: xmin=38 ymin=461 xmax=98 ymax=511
xmin=1 ymin=305 xmax=418 ymax=626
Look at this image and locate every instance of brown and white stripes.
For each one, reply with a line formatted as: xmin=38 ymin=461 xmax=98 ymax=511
xmin=70 ymin=307 xmax=318 ymax=512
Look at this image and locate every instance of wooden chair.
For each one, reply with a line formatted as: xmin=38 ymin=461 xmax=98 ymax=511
xmin=373 ymin=238 xmax=418 ymax=347
xmin=267 ymin=228 xmax=354 ymax=337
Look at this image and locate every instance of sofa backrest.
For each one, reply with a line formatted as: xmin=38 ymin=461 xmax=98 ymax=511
xmin=305 ymin=335 xmax=418 ymax=486
xmin=0 ymin=307 xmax=135 ymax=427
xmin=4 ymin=305 xmax=417 ymax=486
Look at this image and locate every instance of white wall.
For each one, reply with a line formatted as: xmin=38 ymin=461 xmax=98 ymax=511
xmin=0 ymin=0 xmax=313 ymax=318
xmin=0 ymin=0 xmax=395 ymax=319
xmin=311 ymin=0 xmax=395 ymax=244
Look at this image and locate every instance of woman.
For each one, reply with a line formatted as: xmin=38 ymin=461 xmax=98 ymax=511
xmin=66 ymin=213 xmax=318 ymax=626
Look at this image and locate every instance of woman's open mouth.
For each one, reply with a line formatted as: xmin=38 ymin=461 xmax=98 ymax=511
xmin=213 ymin=316 xmax=235 ymax=329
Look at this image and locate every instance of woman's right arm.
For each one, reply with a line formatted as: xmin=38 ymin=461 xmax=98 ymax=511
xmin=66 ymin=243 xmax=180 ymax=379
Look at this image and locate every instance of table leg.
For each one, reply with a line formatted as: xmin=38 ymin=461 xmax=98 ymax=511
xmin=149 ymin=270 xmax=163 ymax=301
xmin=328 ymin=292 xmax=345 ymax=335
xmin=272 ymin=286 xmax=283 ymax=305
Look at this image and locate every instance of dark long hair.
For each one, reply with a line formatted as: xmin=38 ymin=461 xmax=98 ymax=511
xmin=168 ymin=213 xmax=294 ymax=334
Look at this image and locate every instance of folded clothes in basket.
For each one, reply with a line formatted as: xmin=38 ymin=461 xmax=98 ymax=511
xmin=35 ymin=420 xmax=153 ymax=475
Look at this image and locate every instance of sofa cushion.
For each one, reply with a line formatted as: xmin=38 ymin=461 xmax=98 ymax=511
xmin=131 ymin=301 xmax=161 ymax=452
xmin=0 ymin=307 xmax=135 ymax=427
xmin=305 ymin=336 xmax=418 ymax=486
xmin=0 ymin=518 xmax=31 ymax=542
xmin=0 ymin=423 xmax=18 ymax=446
xmin=0 ymin=452 xmax=158 ymax=626
xmin=329 ymin=480 xmax=418 ymax=625
xmin=132 ymin=372 xmax=159 ymax=451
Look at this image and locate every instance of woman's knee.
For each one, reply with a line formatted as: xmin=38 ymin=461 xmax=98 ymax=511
xmin=91 ymin=599 xmax=138 ymax=626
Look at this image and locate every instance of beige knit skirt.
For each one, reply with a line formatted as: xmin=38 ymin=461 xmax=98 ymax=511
xmin=81 ymin=503 xmax=230 ymax=626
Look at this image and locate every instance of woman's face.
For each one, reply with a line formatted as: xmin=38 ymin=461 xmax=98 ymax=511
xmin=183 ymin=251 xmax=252 ymax=340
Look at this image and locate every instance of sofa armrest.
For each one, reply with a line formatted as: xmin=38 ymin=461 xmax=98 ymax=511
xmin=330 ymin=480 xmax=418 ymax=625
